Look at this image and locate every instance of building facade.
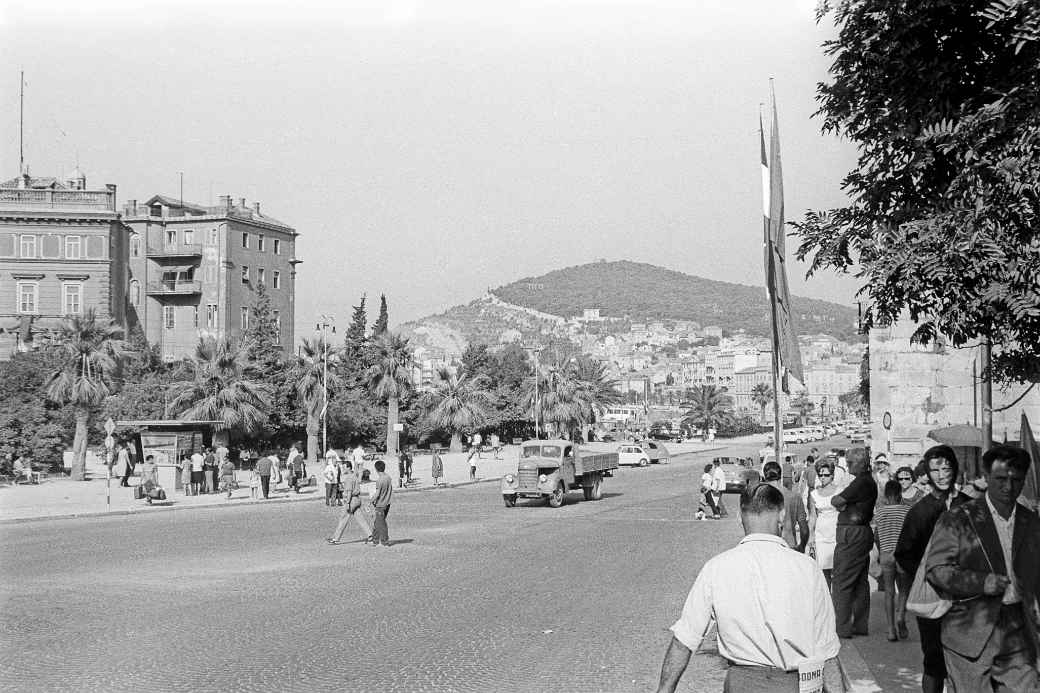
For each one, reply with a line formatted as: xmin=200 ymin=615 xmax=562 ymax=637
xmin=123 ymin=194 xmax=298 ymax=360
xmin=0 ymin=171 xmax=127 ymax=358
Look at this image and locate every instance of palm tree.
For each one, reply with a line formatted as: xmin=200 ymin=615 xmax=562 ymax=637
xmin=681 ymin=384 xmax=735 ymax=434
xmin=365 ymin=332 xmax=413 ymax=457
xmin=294 ymin=336 xmax=339 ymax=463
xmin=45 ymin=309 xmax=131 ymax=480
xmin=532 ymin=356 xmax=621 ymax=440
xmin=421 ymin=367 xmax=492 ymax=451
xmin=167 ymin=336 xmax=272 ymax=441
xmin=751 ymin=382 xmax=774 ymax=426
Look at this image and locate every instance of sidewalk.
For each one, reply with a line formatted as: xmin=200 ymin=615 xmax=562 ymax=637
xmin=0 ymin=441 xmax=723 ymax=523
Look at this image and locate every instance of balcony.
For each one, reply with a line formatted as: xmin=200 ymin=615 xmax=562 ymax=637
xmin=146 ymin=280 xmax=202 ymax=295
xmin=146 ymin=243 xmax=203 ymax=259
xmin=0 ymin=187 xmax=117 ymax=212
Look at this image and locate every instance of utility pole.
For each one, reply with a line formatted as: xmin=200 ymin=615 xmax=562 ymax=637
xmin=980 ymin=338 xmax=993 ymax=454
xmin=525 ymin=343 xmax=542 ymax=439
xmin=316 ymin=315 xmax=335 ymax=455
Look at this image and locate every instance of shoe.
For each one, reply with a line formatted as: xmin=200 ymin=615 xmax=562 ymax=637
xmin=897 ymin=622 xmax=909 ymax=640
xmin=886 ymin=632 xmax=898 ymax=642
xmin=325 ymin=538 xmax=341 ymax=545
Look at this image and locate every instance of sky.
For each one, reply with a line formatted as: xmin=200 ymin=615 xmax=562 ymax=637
xmin=1 ymin=0 xmax=862 ymax=339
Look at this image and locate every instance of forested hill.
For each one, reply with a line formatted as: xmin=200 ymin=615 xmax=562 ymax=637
xmin=491 ymin=260 xmax=858 ymax=340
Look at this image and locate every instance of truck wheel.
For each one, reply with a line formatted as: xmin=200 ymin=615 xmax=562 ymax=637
xmin=548 ymin=483 xmax=565 ymax=508
xmin=503 ymin=494 xmax=517 ymax=508
xmin=639 ymin=457 xmax=649 ymax=467
xmin=590 ymin=477 xmax=603 ymax=500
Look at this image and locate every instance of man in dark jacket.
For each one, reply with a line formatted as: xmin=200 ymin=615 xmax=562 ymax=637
xmin=763 ymin=461 xmax=809 ymax=552
xmin=831 ymin=446 xmax=878 ymax=638
xmin=894 ymin=445 xmax=971 ymax=693
xmin=925 ymin=445 xmax=1039 ymax=693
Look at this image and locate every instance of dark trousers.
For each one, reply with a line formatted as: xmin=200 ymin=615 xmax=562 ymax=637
xmin=120 ymin=466 xmax=133 ymax=487
xmin=373 ymin=505 xmax=390 ymax=545
xmin=260 ymin=474 xmax=271 ymax=499
xmin=917 ymin=616 xmax=947 ymax=679
xmin=832 ymin=524 xmax=873 ymax=636
xmin=703 ymin=491 xmax=720 ymax=516
xmin=325 ymin=483 xmax=337 ymax=505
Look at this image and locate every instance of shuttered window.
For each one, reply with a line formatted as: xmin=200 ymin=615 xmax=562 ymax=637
xmin=86 ymin=235 xmax=107 ymax=259
xmin=41 ymin=235 xmax=62 ymax=258
xmin=0 ymin=233 xmax=15 ymax=257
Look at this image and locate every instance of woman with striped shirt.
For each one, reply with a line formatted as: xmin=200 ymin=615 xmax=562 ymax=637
xmin=875 ymin=479 xmax=911 ymax=641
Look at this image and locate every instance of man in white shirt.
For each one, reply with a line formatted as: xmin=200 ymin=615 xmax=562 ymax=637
xmin=657 ymin=482 xmax=845 ymax=693
xmin=190 ymin=450 xmax=205 ymax=495
xmin=352 ymin=444 xmax=366 ymax=473
xmin=710 ymin=460 xmax=728 ymax=518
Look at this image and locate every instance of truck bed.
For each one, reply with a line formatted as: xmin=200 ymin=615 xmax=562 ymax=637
xmin=575 ymin=452 xmax=619 ymax=475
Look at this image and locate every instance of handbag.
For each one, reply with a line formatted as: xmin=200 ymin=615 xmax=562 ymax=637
xmin=906 ymin=534 xmax=952 ymax=619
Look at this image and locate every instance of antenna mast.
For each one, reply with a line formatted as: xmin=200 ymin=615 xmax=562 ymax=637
xmin=20 ymin=71 xmax=25 ymax=175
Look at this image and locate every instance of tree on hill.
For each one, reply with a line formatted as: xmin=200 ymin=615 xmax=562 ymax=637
xmin=751 ymin=383 xmax=774 ymax=426
xmin=795 ymin=0 xmax=1040 ymax=384
xmin=45 ymin=310 xmax=131 ymax=480
xmin=420 ymin=367 xmax=492 ymax=451
xmin=371 ymin=294 xmax=389 ymax=338
xmin=461 ymin=343 xmax=494 ymax=379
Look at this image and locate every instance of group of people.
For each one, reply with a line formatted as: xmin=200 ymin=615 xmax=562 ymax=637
xmin=325 ymin=458 xmax=394 ymax=547
xmin=660 ymin=443 xmax=1039 ymax=692
xmin=176 ymin=445 xmax=235 ymax=498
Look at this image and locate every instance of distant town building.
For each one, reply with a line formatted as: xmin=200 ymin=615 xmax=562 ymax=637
xmin=0 ymin=170 xmax=127 ymax=358
xmin=123 ymin=194 xmax=298 ymax=360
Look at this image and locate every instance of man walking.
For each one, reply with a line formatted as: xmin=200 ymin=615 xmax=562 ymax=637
xmin=371 ymin=460 xmax=393 ymax=547
xmin=925 ymin=445 xmax=1040 ymax=692
xmin=255 ymin=453 xmax=273 ymax=499
xmin=117 ymin=443 xmax=133 ymax=487
xmin=656 ymin=483 xmax=845 ymax=692
xmin=763 ymin=461 xmax=809 ymax=552
xmin=830 ymin=447 xmax=877 ymax=638
xmin=711 ymin=459 xmax=728 ymax=518
xmin=326 ymin=461 xmax=372 ymax=545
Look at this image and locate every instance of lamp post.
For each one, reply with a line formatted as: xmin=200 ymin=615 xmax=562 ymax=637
xmin=316 ymin=315 xmax=335 ymax=455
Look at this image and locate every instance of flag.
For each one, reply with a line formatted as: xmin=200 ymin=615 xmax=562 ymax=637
xmin=1021 ymin=413 xmax=1040 ymax=504
xmin=762 ymin=87 xmax=804 ymax=393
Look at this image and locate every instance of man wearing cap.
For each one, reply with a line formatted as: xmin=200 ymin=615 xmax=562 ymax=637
xmin=656 ymin=482 xmax=845 ymax=692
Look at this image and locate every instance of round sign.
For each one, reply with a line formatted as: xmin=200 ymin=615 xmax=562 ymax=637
xmin=882 ymin=412 xmax=892 ymax=430
xmin=104 ymin=435 xmax=115 ymax=449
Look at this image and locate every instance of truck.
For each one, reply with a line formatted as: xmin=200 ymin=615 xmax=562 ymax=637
xmin=500 ymin=439 xmax=619 ymax=508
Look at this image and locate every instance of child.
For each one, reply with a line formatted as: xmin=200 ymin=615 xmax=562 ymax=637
xmin=468 ymin=448 xmax=478 ymax=481
xmin=249 ymin=469 xmax=261 ymax=500
xmin=875 ymin=479 xmax=912 ymax=641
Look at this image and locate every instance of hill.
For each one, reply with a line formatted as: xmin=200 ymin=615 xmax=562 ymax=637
xmin=398 ymin=261 xmax=859 ymax=354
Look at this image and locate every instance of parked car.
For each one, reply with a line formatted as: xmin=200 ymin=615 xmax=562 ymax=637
xmin=617 ymin=444 xmax=652 ymax=467
xmin=640 ymin=440 xmax=671 ymax=464
xmin=716 ymin=462 xmax=758 ymax=493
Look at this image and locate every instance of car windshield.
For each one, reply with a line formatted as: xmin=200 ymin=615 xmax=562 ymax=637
xmin=522 ymin=445 xmax=562 ymax=459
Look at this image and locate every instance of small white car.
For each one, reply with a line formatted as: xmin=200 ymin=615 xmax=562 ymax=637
xmin=617 ymin=444 xmax=652 ymax=467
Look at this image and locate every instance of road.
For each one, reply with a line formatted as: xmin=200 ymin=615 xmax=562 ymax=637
xmin=0 ymin=447 xmax=755 ymax=693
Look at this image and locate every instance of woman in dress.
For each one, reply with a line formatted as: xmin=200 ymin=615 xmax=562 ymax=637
xmin=179 ymin=453 xmax=193 ymax=496
xmin=895 ymin=465 xmax=925 ymax=505
xmin=807 ymin=457 xmax=840 ymax=588
xmin=431 ymin=448 xmax=444 ymax=488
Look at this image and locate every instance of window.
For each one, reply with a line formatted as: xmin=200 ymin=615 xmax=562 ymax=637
xmin=130 ymin=280 xmax=141 ymax=306
xmin=273 ymin=310 xmax=281 ymax=338
xmin=65 ymin=235 xmax=81 ymax=259
xmin=183 ymin=229 xmax=195 ymax=245
xmin=208 ymin=228 xmax=218 ymax=245
xmin=240 ymin=307 xmax=249 ymax=330
xmin=258 ymin=234 xmax=265 ymax=252
xmin=130 ymin=236 xmax=140 ymax=257
xmin=163 ymin=306 xmax=175 ymax=329
xmin=62 ymin=283 xmax=83 ymax=315
xmin=241 ymin=266 xmax=249 ymax=284
xmin=241 ymin=232 xmax=249 ymax=249
xmin=272 ymin=270 xmax=281 ymax=289
xmin=257 ymin=268 xmax=265 ymax=286
xmin=166 ymin=230 xmax=177 ymax=248
xmin=17 ymin=282 xmax=38 ymax=314
xmin=193 ymin=306 xmax=199 ymax=328
xmin=273 ymin=238 xmax=281 ymax=255
xmin=206 ymin=304 xmax=218 ymax=328
xmin=19 ymin=235 xmax=36 ymax=258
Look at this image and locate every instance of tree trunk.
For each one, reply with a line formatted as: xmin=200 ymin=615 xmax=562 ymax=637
xmin=72 ymin=407 xmax=90 ymax=481
xmin=386 ymin=394 xmax=399 ymax=457
xmin=449 ymin=431 xmax=462 ymax=452
xmin=760 ymin=404 xmax=768 ymax=426
xmin=305 ymin=412 xmax=319 ymax=464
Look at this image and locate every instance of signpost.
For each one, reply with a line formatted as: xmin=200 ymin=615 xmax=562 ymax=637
xmin=882 ymin=411 xmax=892 ymax=454
xmin=104 ymin=418 xmax=115 ymax=511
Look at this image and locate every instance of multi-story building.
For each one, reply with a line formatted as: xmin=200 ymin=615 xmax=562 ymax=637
xmin=0 ymin=170 xmax=127 ymax=358
xmin=123 ymin=194 xmax=298 ymax=360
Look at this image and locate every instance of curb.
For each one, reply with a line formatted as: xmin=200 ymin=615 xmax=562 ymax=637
xmin=0 ymin=475 xmax=507 ymax=525
xmin=837 ymin=638 xmax=883 ymax=693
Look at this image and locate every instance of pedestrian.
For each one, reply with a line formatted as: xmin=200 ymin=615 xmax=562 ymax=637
xmin=895 ymin=465 xmax=925 ymax=505
xmin=490 ymin=432 xmax=502 ymax=459
xmin=179 ymin=453 xmax=192 ymax=496
xmin=117 ymin=442 xmax=133 ymax=487
xmin=431 ymin=448 xmax=444 ymax=488
xmin=323 ymin=453 xmax=339 ymax=506
xmin=203 ymin=447 xmax=217 ymax=494
xmin=912 ymin=460 xmax=931 ymax=497
xmin=219 ymin=456 xmax=236 ymax=500
xmin=923 ymin=445 xmax=1040 ymax=692
xmin=286 ymin=442 xmax=302 ymax=475
xmin=269 ymin=450 xmax=283 ymax=491
xmin=249 ymin=468 xmax=261 ymax=499
xmin=351 ymin=442 xmax=366 ymax=475
xmin=139 ymin=454 xmax=159 ymax=503
xmin=655 ymin=483 xmax=844 ymax=693
xmin=829 ymin=446 xmax=877 ymax=639
xmin=698 ymin=463 xmax=718 ymax=520
xmin=808 ymin=457 xmax=841 ymax=588
xmin=190 ymin=448 xmax=205 ymax=496
xmin=326 ymin=461 xmax=373 ymax=545
xmin=872 ymin=454 xmax=891 ymax=503
xmin=710 ymin=459 xmax=727 ymax=518
xmin=763 ymin=461 xmax=809 ymax=552
xmin=780 ymin=455 xmax=794 ymax=490
xmin=287 ymin=447 xmax=306 ymax=493
xmin=468 ymin=448 xmax=478 ymax=481
xmin=397 ymin=450 xmax=408 ymax=488
xmin=471 ymin=431 xmax=482 ymax=459
xmin=874 ymin=480 xmax=911 ymax=641
xmin=254 ymin=453 xmax=273 ymax=499
xmin=894 ymin=445 xmax=971 ymax=693
xmin=370 ymin=460 xmax=393 ymax=547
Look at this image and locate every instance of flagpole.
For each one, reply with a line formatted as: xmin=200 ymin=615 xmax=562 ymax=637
xmin=761 ymin=101 xmax=784 ymax=463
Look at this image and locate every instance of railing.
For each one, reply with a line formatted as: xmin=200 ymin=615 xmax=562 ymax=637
xmin=0 ymin=188 xmax=116 ymax=212
xmin=146 ymin=244 xmax=202 ymax=257
xmin=146 ymin=280 xmax=202 ymax=295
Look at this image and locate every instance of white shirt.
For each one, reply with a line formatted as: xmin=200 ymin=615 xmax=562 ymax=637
xmin=323 ymin=462 xmax=339 ymax=485
xmin=985 ymin=494 xmax=1020 ymax=604
xmin=190 ymin=453 xmax=204 ymax=472
xmin=287 ymin=448 xmax=300 ymax=464
xmin=711 ymin=466 xmax=726 ymax=494
xmin=670 ymin=533 xmax=840 ymax=670
xmin=352 ymin=446 xmax=366 ymax=464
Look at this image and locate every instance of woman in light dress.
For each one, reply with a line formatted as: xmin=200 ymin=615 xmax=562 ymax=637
xmin=807 ymin=458 xmax=840 ymax=588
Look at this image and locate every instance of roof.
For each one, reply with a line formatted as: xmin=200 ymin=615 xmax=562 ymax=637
xmin=521 ymin=439 xmax=572 ymax=446
xmin=116 ymin=420 xmax=223 ymax=428
xmin=137 ymin=194 xmax=294 ymax=230
xmin=1 ymin=175 xmax=67 ymax=190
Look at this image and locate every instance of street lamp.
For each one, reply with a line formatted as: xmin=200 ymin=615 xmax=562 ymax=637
xmin=316 ymin=314 xmax=336 ymax=455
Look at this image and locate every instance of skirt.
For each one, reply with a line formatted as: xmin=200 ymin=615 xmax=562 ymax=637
xmin=191 ymin=470 xmax=204 ymax=484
